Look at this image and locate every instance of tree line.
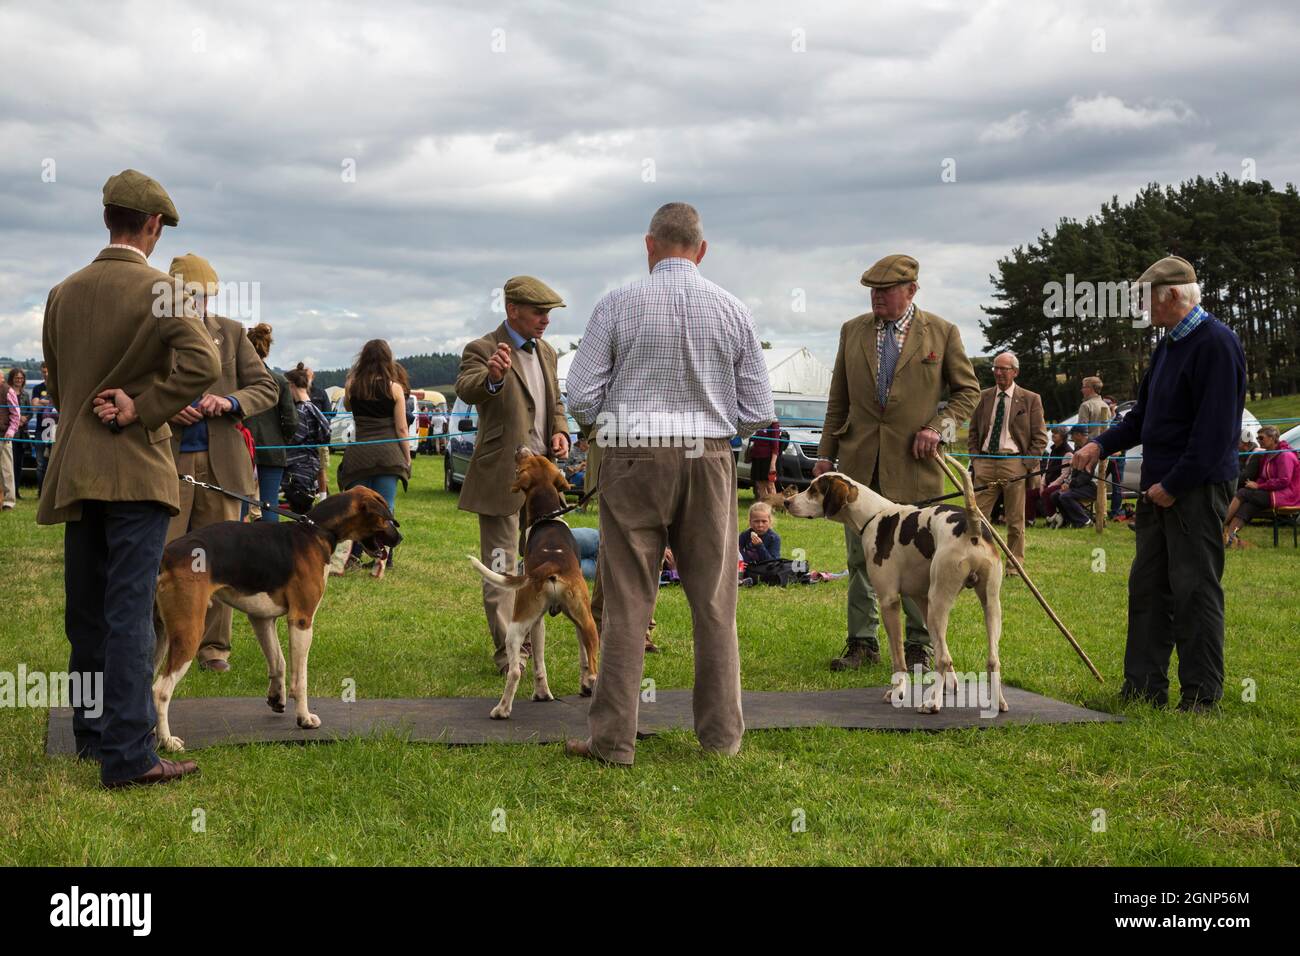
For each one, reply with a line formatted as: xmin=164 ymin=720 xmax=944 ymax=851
xmin=981 ymin=173 xmax=1300 ymax=420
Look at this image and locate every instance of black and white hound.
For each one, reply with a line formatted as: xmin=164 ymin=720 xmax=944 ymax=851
xmin=785 ymin=466 xmax=1007 ymax=714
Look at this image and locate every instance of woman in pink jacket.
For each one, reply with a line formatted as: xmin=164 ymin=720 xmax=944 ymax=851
xmin=1223 ymin=425 xmax=1300 ymax=546
xmin=0 ymin=373 xmax=20 ymax=511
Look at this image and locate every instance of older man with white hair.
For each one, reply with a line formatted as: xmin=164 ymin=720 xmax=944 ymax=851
xmin=1073 ymin=256 xmax=1245 ymax=713
xmin=966 ymin=350 xmax=1047 ymax=570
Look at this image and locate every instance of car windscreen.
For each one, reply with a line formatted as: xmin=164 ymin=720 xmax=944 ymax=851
xmin=771 ymin=399 xmax=826 ymax=426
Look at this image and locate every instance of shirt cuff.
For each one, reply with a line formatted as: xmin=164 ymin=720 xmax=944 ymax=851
xmin=226 ymin=396 xmax=242 ymax=415
xmin=485 ymin=378 xmax=502 ymax=394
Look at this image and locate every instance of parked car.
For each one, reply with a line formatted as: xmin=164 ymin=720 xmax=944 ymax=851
xmin=444 ymin=397 xmax=579 ymax=492
xmin=737 ymin=393 xmax=828 ymax=490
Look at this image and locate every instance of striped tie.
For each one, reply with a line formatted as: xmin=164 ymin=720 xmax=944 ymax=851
xmin=878 ymin=321 xmax=899 ymax=408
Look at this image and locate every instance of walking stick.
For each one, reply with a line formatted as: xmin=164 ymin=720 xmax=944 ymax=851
xmin=937 ymin=453 xmax=1104 ymax=683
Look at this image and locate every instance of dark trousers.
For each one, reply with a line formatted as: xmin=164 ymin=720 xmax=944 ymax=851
xmin=1123 ymin=481 xmax=1232 ymax=706
xmin=64 ymin=499 xmax=170 ymax=784
xmin=1057 ymin=485 xmax=1094 ymax=526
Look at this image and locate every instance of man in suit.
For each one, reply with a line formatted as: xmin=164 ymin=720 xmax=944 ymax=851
xmin=456 ymin=276 xmax=570 ymax=673
xmin=814 ymin=254 xmax=981 ymax=672
xmin=164 ymin=254 xmax=278 ymax=671
xmin=39 ymin=169 xmax=221 ymax=788
xmin=967 ymin=351 xmax=1048 ymax=572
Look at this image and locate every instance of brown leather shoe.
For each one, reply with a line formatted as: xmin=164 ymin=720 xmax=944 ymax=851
xmin=103 ymin=757 xmax=200 ymax=789
xmin=830 ymin=638 xmax=879 ymax=671
xmin=564 ymin=738 xmax=623 ymax=765
xmin=199 ymin=659 xmax=230 ymax=672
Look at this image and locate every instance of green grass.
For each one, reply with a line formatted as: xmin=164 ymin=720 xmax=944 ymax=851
xmin=1247 ymin=394 xmax=1300 ymax=428
xmin=0 ymin=456 xmax=1297 ymax=865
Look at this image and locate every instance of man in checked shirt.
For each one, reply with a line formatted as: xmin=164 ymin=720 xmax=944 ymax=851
xmin=564 ymin=202 xmax=774 ymax=765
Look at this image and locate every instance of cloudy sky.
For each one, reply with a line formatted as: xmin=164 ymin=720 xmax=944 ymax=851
xmin=1 ymin=0 xmax=1296 ymax=372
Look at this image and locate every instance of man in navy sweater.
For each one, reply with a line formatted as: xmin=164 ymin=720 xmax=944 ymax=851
xmin=1073 ymin=256 xmax=1245 ymax=712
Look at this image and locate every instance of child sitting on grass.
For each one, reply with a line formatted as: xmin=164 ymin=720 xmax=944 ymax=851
xmin=740 ymin=501 xmax=781 ymax=565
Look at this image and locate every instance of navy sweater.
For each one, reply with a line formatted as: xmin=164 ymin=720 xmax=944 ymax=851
xmin=1094 ymin=315 xmax=1245 ymax=496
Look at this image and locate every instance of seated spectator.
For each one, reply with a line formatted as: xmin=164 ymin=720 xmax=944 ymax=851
xmin=1049 ymin=426 xmax=1097 ymax=527
xmin=565 ymin=435 xmax=589 ymax=491
xmin=1237 ymin=427 xmax=1262 ymax=490
xmin=1223 ymin=425 xmax=1299 ymax=546
xmin=1027 ymin=426 xmax=1072 ymax=523
xmin=739 ymin=501 xmax=781 ymax=565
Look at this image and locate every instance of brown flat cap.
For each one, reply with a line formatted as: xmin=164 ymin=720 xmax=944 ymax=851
xmin=504 ymin=275 xmax=565 ymax=309
xmin=102 ymin=169 xmax=179 ymax=227
xmin=168 ymin=253 xmax=219 ymax=296
xmin=1137 ymin=255 xmax=1197 ymax=288
xmin=861 ymin=254 xmax=919 ymax=288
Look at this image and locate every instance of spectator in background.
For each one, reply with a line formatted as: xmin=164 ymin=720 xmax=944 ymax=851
xmin=0 ymin=371 xmax=19 ymax=510
xmin=1237 ymin=427 xmax=1262 ymax=490
xmin=243 ymin=323 xmax=298 ymax=522
xmin=1027 ymin=426 xmax=1072 ymax=523
xmin=337 ymin=338 xmax=411 ymax=570
xmin=6 ymin=369 xmax=32 ymax=502
xmin=1078 ymin=376 xmax=1110 ymax=439
xmin=1103 ymin=397 xmax=1127 ymax=518
xmin=1222 ymin=425 xmax=1299 ymax=547
xmin=739 ymin=501 xmax=781 ymax=565
xmin=748 ymin=420 xmax=781 ymax=500
xmin=282 ymin=363 xmax=330 ymax=514
xmin=1047 ymin=426 xmax=1095 ymax=527
xmin=565 ymin=435 xmax=589 ymax=491
xmin=304 ymin=365 xmax=332 ymax=498
xmin=30 ymin=361 xmax=56 ymax=497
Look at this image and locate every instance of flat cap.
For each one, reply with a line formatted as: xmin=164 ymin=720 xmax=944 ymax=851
xmin=168 ymin=253 xmax=219 ymax=296
xmin=861 ymin=254 xmax=919 ymax=288
xmin=1137 ymin=255 xmax=1197 ymax=288
xmin=102 ymin=169 xmax=179 ymax=227
xmin=504 ymin=275 xmax=565 ymax=309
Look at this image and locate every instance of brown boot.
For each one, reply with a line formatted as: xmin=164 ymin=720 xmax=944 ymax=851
xmin=830 ymin=638 xmax=879 ymax=671
xmin=905 ymin=643 xmax=933 ymax=672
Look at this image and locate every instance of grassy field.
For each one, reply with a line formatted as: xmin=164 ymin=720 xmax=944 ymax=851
xmin=1 ymin=446 xmax=1297 ymax=866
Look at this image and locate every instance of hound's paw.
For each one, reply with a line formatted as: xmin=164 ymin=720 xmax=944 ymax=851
xmin=159 ymin=735 xmax=185 ymax=752
xmin=999 ymin=698 xmax=1009 ymax=713
xmin=267 ymin=693 xmax=285 ymax=713
xmin=489 ymin=703 xmax=511 ymax=720
xmin=296 ymin=713 xmax=321 ymax=729
xmin=580 ymin=677 xmax=596 ymax=698
xmin=533 ymin=689 xmax=555 ymax=702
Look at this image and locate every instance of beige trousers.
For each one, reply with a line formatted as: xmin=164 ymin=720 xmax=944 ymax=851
xmin=586 ymin=439 xmax=742 ymax=765
xmin=168 ymin=451 xmax=241 ymax=663
xmin=478 ymin=511 xmax=544 ymax=673
xmin=0 ymin=442 xmax=15 ymax=507
xmin=973 ymin=455 xmax=1029 ymax=563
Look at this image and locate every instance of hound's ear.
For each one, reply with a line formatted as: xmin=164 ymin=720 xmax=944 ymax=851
xmin=821 ymin=476 xmax=857 ymax=518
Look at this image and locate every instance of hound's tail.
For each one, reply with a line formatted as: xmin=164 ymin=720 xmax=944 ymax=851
xmin=949 ymin=454 xmax=982 ymax=545
xmin=467 ymin=555 xmax=529 ymax=589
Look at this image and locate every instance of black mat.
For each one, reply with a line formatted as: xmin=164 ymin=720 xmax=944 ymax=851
xmin=45 ymin=686 xmax=1120 ymax=754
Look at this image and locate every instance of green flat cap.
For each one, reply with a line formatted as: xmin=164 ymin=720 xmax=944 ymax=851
xmin=102 ymin=169 xmax=179 ymax=227
xmin=168 ymin=253 xmax=219 ymax=296
xmin=1137 ymin=255 xmax=1197 ymax=288
xmin=861 ymin=254 xmax=919 ymax=288
xmin=504 ymin=275 xmax=565 ymax=309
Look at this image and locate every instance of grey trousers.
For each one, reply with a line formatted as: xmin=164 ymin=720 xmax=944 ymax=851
xmin=587 ymin=440 xmax=742 ymax=765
